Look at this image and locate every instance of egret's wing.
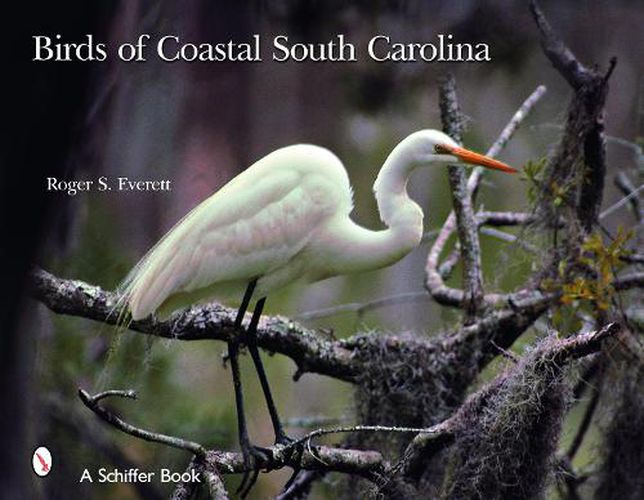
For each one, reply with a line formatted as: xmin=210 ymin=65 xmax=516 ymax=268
xmin=122 ymin=147 xmax=351 ymax=319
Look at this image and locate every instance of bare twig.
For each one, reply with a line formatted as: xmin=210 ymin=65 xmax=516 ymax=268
xmin=78 ymin=388 xmax=388 ymax=483
xmin=490 ymin=340 xmax=521 ymax=363
xmin=468 ymin=84 xmax=548 ymax=198
xmin=93 ymin=389 xmax=137 ymax=403
xmin=613 ymin=173 xmax=642 ymax=222
xmin=425 ymin=86 xmax=547 ymax=308
xmin=294 ymin=292 xmax=428 ymax=321
xmin=78 ymin=389 xmax=207 ymax=456
xmin=425 ymin=213 xmax=465 ymax=307
xmin=438 ymin=246 xmax=461 ymax=280
xmin=613 ymin=272 xmax=644 ymax=291
xmin=439 ymin=74 xmax=485 ymax=318
xmin=620 ymin=253 xmax=644 ymax=265
xmin=600 ymin=183 xmax=644 ymax=220
xmin=480 ymin=226 xmax=539 ymax=253
xmin=395 ymin=417 xmax=457 ymax=482
xmin=284 ymin=424 xmax=450 ymax=453
xmin=285 ymin=415 xmax=349 ymax=429
xmin=477 ymin=211 xmax=537 ymax=226
xmin=46 ymin=394 xmax=165 ymax=500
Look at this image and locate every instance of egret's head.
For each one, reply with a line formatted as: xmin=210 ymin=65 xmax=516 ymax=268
xmin=409 ymin=129 xmax=517 ymax=173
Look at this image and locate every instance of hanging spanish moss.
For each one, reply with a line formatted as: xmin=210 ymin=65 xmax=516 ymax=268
xmin=439 ymin=336 xmax=571 ymax=500
xmin=595 ymin=346 xmax=644 ymax=500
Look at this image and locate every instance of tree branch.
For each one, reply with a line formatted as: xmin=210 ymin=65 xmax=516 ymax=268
xmin=480 ymin=227 xmax=539 ymax=254
xmin=467 ymin=84 xmax=547 ymax=198
xmin=601 ymin=182 xmax=644 ymax=220
xmin=45 ymin=394 xmax=166 ymax=500
xmin=613 ymin=173 xmax=642 ymax=222
xmin=171 ymin=457 xmax=227 ymax=500
xmin=439 ymin=74 xmax=484 ymax=319
xmin=31 ymin=267 xmax=642 ymax=389
xmin=30 ymin=268 xmax=359 ymax=382
xmin=613 ymin=272 xmax=644 ymax=291
xmin=529 ymin=0 xmax=591 ymax=89
xmin=530 ymin=0 xmax=615 ymax=232
xmin=477 ymin=211 xmax=537 ymax=226
xmin=399 ymin=322 xmax=621 ymax=483
xmin=78 ymin=389 xmax=207 ymax=456
xmin=294 ymin=292 xmax=428 ymax=321
xmin=425 ymin=85 xmax=547 ymax=309
xmin=284 ymin=424 xmax=448 ymax=452
xmin=79 ymin=388 xmax=387 ymax=482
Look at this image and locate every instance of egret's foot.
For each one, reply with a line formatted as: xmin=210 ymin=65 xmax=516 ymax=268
xmin=237 ymin=444 xmax=270 ymax=498
xmin=275 ymin=432 xmax=295 ymax=447
xmin=277 ymin=436 xmax=305 ymax=494
xmin=271 ymin=433 xmax=298 ymax=466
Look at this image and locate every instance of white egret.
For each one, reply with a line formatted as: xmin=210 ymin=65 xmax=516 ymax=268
xmin=119 ymin=129 xmax=515 ymax=494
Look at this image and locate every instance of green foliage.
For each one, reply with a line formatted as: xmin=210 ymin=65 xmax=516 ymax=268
xmin=520 ymin=157 xmax=547 ymax=204
xmin=520 ymin=156 xmax=580 ymax=209
xmin=550 ymin=179 xmax=574 ymax=208
xmin=540 ymin=227 xmax=633 ymax=332
xmin=561 ymin=227 xmax=633 ymax=310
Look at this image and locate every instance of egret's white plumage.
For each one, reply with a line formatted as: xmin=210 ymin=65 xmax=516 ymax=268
xmin=121 ymin=130 xmax=515 ymax=320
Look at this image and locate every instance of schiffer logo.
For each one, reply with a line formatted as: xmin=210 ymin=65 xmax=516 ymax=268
xmin=32 ymin=446 xmax=52 ymax=477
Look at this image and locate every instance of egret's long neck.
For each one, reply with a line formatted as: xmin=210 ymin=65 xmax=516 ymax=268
xmin=373 ymin=145 xmax=423 ymax=232
xmin=325 ymin=144 xmax=424 ymax=275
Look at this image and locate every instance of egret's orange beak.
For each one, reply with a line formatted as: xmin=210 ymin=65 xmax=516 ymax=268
xmin=437 ymin=144 xmax=517 ymax=173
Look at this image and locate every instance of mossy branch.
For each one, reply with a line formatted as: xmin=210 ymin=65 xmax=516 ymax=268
xmin=78 ymin=388 xmax=388 ymax=484
xmin=30 ymin=267 xmax=642 ymax=387
xmin=30 ymin=268 xmax=359 ymax=382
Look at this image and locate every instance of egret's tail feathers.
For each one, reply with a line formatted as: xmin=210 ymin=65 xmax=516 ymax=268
xmin=111 ymin=276 xmax=136 ymax=328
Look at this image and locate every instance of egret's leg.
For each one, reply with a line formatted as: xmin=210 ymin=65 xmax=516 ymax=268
xmin=227 ymin=340 xmax=250 ymax=450
xmin=234 ymin=279 xmax=257 ymax=330
xmin=246 ymin=297 xmax=292 ymax=445
xmin=229 ymin=279 xmax=256 ymax=452
xmin=228 ymin=280 xmax=268 ymax=497
xmin=243 ymin=298 xmax=303 ymax=497
xmin=229 ymin=342 xmax=267 ymax=499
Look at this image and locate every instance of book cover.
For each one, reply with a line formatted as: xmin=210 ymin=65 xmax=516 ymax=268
xmin=3 ymin=1 xmax=642 ymax=499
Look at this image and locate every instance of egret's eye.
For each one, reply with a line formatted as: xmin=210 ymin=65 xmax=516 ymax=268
xmin=434 ymin=144 xmax=451 ymax=154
